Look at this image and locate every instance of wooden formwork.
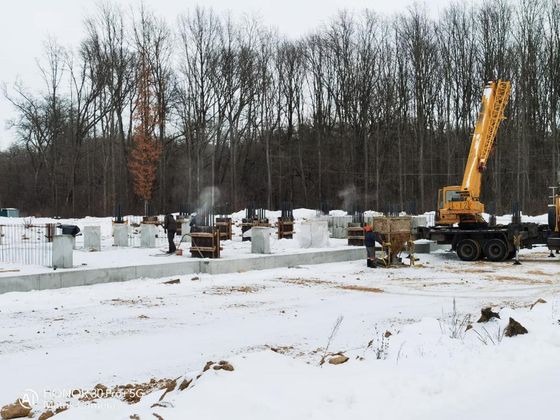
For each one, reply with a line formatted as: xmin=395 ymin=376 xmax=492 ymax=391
xmin=142 ymin=216 xmax=159 ymax=225
xmin=347 ymin=222 xmax=364 ymax=246
xmin=241 ymin=218 xmax=253 ymax=242
xmin=190 ymin=226 xmax=221 ymax=258
xmin=241 ymin=218 xmax=270 ymax=241
xmin=216 ymin=217 xmax=232 ymax=241
xmin=277 ymin=217 xmax=294 ymax=239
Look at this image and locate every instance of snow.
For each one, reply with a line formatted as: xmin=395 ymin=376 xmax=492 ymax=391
xmin=1 ymin=245 xmax=560 ymax=419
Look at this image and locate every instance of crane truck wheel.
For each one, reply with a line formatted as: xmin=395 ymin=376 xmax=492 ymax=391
xmin=483 ymin=239 xmax=508 ymax=262
xmin=456 ymin=239 xmax=481 ymax=261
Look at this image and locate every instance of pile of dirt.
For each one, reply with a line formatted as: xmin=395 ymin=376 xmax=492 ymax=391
xmin=477 ymin=307 xmax=500 ymax=323
xmin=38 ymin=406 xmax=67 ymax=420
xmin=504 ymin=317 xmax=528 ymax=337
xmin=1 ymin=399 xmax=32 ymax=419
xmin=328 ymin=354 xmax=349 ymax=365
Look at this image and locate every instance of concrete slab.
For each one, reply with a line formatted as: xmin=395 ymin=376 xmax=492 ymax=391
xmin=0 ymin=247 xmax=365 ymax=294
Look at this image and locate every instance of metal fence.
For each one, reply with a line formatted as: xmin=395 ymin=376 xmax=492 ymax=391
xmin=0 ymin=224 xmax=54 ymax=266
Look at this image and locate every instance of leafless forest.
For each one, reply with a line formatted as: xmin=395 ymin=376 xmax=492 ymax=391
xmin=1 ymin=0 xmax=559 ymax=217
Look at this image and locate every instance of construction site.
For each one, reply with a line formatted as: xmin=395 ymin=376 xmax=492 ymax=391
xmin=0 ymin=79 xmax=559 ymax=419
xmin=2 ymin=0 xmax=560 ymax=417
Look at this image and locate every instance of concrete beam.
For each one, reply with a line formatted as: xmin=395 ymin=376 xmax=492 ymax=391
xmin=0 ymin=247 xmax=366 ymax=295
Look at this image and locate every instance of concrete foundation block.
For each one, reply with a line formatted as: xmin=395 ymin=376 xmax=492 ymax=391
xmin=140 ymin=224 xmax=157 ymax=248
xmin=411 ymin=216 xmax=428 ymax=234
xmin=328 ymin=216 xmax=353 ymax=238
xmin=0 ymin=247 xmax=367 ymax=294
xmin=298 ymin=220 xmax=330 ymax=248
xmin=413 ymin=240 xmax=432 ymax=254
xmin=113 ymin=224 xmax=128 ymax=247
xmin=52 ymin=235 xmax=74 ymax=268
xmin=251 ymin=227 xmax=271 ymax=254
xmin=181 ymin=222 xmax=191 ymax=242
xmin=84 ymin=226 xmax=101 ymax=251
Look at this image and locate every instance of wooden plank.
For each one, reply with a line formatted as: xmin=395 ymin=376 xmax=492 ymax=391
xmin=190 ymin=246 xmax=217 ymax=252
xmin=190 ymin=233 xmax=216 ymax=238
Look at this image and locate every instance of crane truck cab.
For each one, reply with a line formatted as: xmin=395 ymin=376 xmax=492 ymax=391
xmin=436 ymin=186 xmax=485 ymax=226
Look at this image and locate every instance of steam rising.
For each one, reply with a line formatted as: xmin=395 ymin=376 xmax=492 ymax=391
xmin=338 ymin=185 xmax=357 ymax=212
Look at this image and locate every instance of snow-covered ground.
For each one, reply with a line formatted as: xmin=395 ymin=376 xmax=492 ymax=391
xmin=1 ymin=247 xmax=559 ymax=419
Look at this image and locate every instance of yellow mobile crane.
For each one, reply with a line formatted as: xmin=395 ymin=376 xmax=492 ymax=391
xmin=436 ymin=80 xmax=511 ymax=226
xmin=420 ymin=80 xmax=551 ymax=261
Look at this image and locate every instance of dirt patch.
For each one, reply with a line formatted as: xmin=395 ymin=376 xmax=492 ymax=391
xmin=444 ymin=266 xmax=495 ymax=274
xmin=101 ymin=298 xmax=162 ymax=307
xmin=205 ymin=285 xmax=263 ymax=295
xmin=337 ymin=285 xmax=383 ymax=293
xmin=278 ymin=277 xmax=333 ymax=287
xmin=489 ymin=275 xmax=552 ymax=284
xmin=278 ymin=277 xmax=383 ymax=294
xmin=267 ymin=345 xmax=294 ymax=354
xmin=526 ymin=270 xmax=553 ymax=277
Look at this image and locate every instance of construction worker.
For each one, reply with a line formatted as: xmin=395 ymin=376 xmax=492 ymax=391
xmin=364 ymin=224 xmax=377 ymax=268
xmin=163 ymin=213 xmax=177 ymax=254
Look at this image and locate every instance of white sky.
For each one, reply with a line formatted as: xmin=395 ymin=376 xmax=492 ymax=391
xmin=0 ymin=0 xmax=457 ymax=149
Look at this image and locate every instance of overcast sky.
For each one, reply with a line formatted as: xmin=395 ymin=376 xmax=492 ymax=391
xmin=0 ymin=0 xmax=460 ymax=149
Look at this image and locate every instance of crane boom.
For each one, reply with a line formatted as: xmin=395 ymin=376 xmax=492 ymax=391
xmin=461 ymin=80 xmax=511 ymax=199
xmin=436 ymin=80 xmax=511 ymax=226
